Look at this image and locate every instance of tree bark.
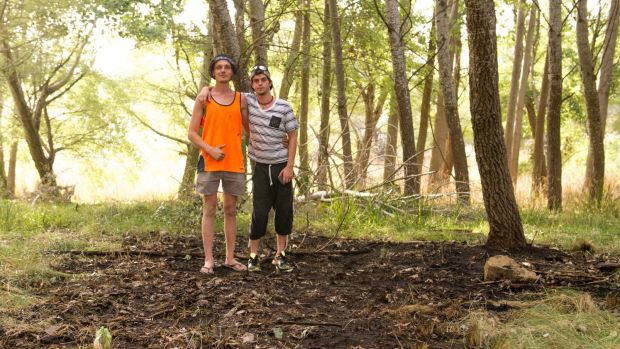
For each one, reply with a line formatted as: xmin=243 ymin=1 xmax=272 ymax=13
xmin=416 ymin=19 xmax=436 ymax=181
xmin=209 ymin=0 xmax=250 ymax=92
xmin=7 ymin=142 xmax=17 ymax=197
xmin=383 ymin=94 xmax=399 ymax=185
xmin=328 ymin=0 xmax=354 ymax=188
xmin=428 ymin=93 xmax=449 ymax=189
xmin=505 ymin=0 xmax=526 ymax=160
xmin=279 ymin=0 xmax=304 ymax=100
xmin=317 ymin=0 xmax=332 ymax=190
xmin=547 ymin=0 xmax=563 ymax=210
xmin=356 ymin=84 xmax=388 ymax=188
xmin=385 ymin=0 xmax=419 ymax=195
xmin=298 ymin=0 xmax=311 ymax=194
xmin=436 ymin=0 xmax=469 ymax=204
xmin=532 ymin=49 xmax=549 ymax=194
xmin=179 ymin=36 xmax=213 ymax=201
xmin=585 ymin=0 xmax=618 ymax=192
xmin=509 ymin=6 xmax=538 ymax=185
xmin=576 ymin=0 xmax=605 ymax=203
xmin=248 ymin=0 xmax=268 ymax=65
xmin=464 ymin=0 xmax=526 ymax=249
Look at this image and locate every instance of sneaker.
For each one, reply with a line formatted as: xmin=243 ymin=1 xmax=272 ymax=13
xmin=248 ymin=253 xmax=261 ymax=272
xmin=272 ymin=252 xmax=293 ymax=272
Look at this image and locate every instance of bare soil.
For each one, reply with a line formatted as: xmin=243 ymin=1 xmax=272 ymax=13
xmin=1 ymin=232 xmax=618 ymax=348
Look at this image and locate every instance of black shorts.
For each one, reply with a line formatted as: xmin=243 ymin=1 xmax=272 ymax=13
xmin=249 ymin=162 xmax=294 ymax=239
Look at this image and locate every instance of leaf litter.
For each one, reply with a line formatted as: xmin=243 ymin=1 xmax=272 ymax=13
xmin=0 ymin=232 xmax=618 ymax=348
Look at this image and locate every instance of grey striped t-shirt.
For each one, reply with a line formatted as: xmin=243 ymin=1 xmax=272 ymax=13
xmin=246 ymin=93 xmax=299 ymax=164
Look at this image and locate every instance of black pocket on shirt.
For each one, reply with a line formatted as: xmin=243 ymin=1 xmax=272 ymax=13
xmin=269 ymin=116 xmax=282 ymax=128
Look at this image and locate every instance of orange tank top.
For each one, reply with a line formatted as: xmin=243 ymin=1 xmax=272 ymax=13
xmin=200 ymin=92 xmax=244 ymax=173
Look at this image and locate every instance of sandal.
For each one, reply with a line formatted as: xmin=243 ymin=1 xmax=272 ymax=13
xmin=200 ymin=264 xmax=214 ymax=274
xmin=222 ymin=261 xmax=247 ymax=272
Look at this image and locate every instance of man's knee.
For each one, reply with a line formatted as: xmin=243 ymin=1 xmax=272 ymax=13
xmin=202 ymin=196 xmax=217 ymax=217
xmin=223 ymin=201 xmax=236 ymax=217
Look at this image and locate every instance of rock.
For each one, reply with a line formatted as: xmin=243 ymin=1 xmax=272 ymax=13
xmin=483 ymin=255 xmax=538 ymax=283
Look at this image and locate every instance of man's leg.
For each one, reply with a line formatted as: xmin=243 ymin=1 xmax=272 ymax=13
xmin=223 ymin=193 xmax=245 ymax=269
xmin=201 ymin=194 xmax=218 ymax=272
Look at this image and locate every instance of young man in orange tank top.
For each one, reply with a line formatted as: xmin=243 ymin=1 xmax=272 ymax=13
xmin=188 ymin=54 xmax=250 ymax=274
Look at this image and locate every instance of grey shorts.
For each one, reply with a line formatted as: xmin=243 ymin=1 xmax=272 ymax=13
xmin=196 ymin=171 xmax=246 ymax=196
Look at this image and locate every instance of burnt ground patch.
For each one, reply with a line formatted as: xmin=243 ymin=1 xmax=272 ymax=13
xmin=1 ymin=232 xmax=618 ymax=348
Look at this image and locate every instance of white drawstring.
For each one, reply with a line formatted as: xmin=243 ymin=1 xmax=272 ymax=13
xmin=268 ymin=164 xmax=273 ymax=186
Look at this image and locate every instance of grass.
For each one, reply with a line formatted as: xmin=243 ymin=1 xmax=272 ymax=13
xmin=0 ymin=194 xmax=618 ymax=346
xmin=463 ymin=290 xmax=620 ymax=349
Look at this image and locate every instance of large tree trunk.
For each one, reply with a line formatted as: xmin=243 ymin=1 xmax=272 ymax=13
xmin=532 ymin=49 xmax=549 ymax=194
xmin=298 ymin=0 xmax=311 ymax=194
xmin=385 ymin=0 xmax=419 ymax=195
xmin=585 ymin=0 xmax=619 ymax=193
xmin=576 ymin=0 xmax=605 ymax=203
xmin=279 ymin=0 xmax=304 ymax=100
xmin=209 ymin=0 xmax=250 ymax=91
xmin=328 ymin=0 xmax=354 ymax=188
xmin=0 ymin=141 xmax=6 ymax=198
xmin=436 ymin=0 xmax=469 ymax=204
xmin=505 ymin=0 xmax=527 ymax=159
xmin=383 ymin=94 xmax=399 ymax=185
xmin=464 ymin=0 xmax=526 ymax=249
xmin=248 ymin=0 xmax=268 ymax=65
xmin=547 ymin=0 xmax=563 ymax=210
xmin=316 ymin=0 xmax=332 ymax=191
xmin=416 ymin=19 xmax=436 ymax=183
xmin=509 ymin=7 xmax=538 ymax=185
xmin=356 ymin=84 xmax=388 ymax=188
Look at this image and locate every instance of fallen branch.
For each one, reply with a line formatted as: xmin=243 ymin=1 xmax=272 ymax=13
xmin=275 ymin=320 xmax=341 ymax=327
xmin=47 ymin=247 xmax=375 ymax=259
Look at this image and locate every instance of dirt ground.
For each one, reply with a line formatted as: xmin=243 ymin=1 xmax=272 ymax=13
xmin=1 ymin=231 xmax=618 ymax=348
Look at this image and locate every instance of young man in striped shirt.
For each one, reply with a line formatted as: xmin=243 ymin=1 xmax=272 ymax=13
xmin=245 ymin=65 xmax=298 ymax=272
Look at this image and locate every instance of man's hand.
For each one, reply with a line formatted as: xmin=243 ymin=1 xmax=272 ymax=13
xmin=279 ymin=165 xmax=294 ymax=184
xmin=208 ymin=144 xmax=226 ymax=161
xmin=197 ymin=86 xmax=213 ymax=106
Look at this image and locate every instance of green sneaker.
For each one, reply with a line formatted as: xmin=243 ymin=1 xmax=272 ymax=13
xmin=272 ymin=252 xmax=293 ymax=272
xmin=248 ymin=253 xmax=261 ymax=272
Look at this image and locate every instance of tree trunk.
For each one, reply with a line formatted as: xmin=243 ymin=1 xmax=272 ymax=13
xmin=576 ymin=0 xmax=605 ymax=203
xmin=356 ymin=84 xmax=388 ymax=188
xmin=179 ymin=37 xmax=213 ymax=201
xmin=532 ymin=49 xmax=549 ymax=194
xmin=0 ymin=141 xmax=6 ymax=198
xmin=428 ymin=93 xmax=449 ymax=188
xmin=8 ymin=142 xmax=17 ymax=197
xmin=2 ymin=41 xmax=58 ymax=194
xmin=385 ymin=0 xmax=419 ymax=195
xmin=209 ymin=0 xmax=251 ymax=91
xmin=383 ymin=94 xmax=399 ymax=185
xmin=436 ymin=0 xmax=469 ymax=204
xmin=509 ymin=6 xmax=538 ymax=185
xmin=505 ymin=0 xmax=526 ymax=160
xmin=279 ymin=0 xmax=304 ymax=100
xmin=585 ymin=0 xmax=619 ymax=192
xmin=547 ymin=0 xmax=563 ymax=210
xmin=248 ymin=0 xmax=268 ymax=65
xmin=328 ymin=0 xmax=354 ymax=188
xmin=317 ymin=0 xmax=332 ymax=191
xmin=416 ymin=19 xmax=436 ymax=182
xmin=464 ymin=0 xmax=526 ymax=249
xmin=298 ymin=0 xmax=311 ymax=194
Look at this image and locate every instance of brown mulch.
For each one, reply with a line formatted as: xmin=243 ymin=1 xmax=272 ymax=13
xmin=1 ymin=231 xmax=618 ymax=348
